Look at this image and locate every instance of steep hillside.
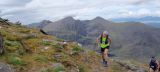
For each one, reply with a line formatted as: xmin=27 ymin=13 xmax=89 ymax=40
xmin=29 ymin=16 xmax=160 ymax=61
xmin=0 ymin=18 xmax=148 ymax=72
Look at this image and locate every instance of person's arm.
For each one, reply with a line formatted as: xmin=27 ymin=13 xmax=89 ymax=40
xmin=96 ymin=36 xmax=100 ymax=50
xmin=96 ymin=38 xmax=99 ymax=44
xmin=96 ymin=35 xmax=101 ymax=43
xmin=108 ymin=36 xmax=112 ymax=45
xmin=156 ymin=60 xmax=159 ymax=71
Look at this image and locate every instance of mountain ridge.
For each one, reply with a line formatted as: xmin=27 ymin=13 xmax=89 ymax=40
xmin=29 ymin=16 xmax=160 ymax=61
xmin=112 ymin=16 xmax=160 ymax=28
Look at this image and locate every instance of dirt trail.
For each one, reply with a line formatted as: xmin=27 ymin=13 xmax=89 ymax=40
xmin=99 ymin=60 xmax=112 ymax=72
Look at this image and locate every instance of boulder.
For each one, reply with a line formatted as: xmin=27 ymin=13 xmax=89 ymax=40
xmin=0 ymin=63 xmax=14 ymax=72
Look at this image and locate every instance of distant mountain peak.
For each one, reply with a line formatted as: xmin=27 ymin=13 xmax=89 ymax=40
xmin=92 ymin=16 xmax=112 ymax=23
xmin=41 ymin=20 xmax=52 ymax=24
xmin=94 ymin=16 xmax=105 ymax=20
xmin=62 ymin=16 xmax=75 ymax=21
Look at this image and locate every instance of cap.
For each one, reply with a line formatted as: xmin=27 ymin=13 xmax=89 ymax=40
xmin=103 ymin=31 xmax=109 ymax=35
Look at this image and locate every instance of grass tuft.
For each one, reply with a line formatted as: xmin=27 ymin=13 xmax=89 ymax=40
xmin=33 ymin=55 xmax=48 ymax=63
xmin=7 ymin=54 xmax=26 ymax=66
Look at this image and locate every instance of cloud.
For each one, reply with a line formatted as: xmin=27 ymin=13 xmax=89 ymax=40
xmin=0 ymin=0 xmax=32 ymax=7
xmin=0 ymin=0 xmax=160 ymax=24
xmin=129 ymin=0 xmax=150 ymax=5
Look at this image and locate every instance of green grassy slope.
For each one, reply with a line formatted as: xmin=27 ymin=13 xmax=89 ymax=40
xmin=0 ymin=20 xmax=148 ymax=72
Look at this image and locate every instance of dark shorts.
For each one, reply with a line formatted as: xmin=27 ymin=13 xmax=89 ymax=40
xmin=101 ymin=46 xmax=110 ymax=53
xmin=150 ymin=66 xmax=158 ymax=71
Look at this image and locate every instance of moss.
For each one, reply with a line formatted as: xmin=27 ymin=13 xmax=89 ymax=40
xmin=24 ymin=34 xmax=37 ymax=39
xmin=88 ymin=50 xmax=100 ymax=58
xmin=0 ymin=29 xmax=8 ymax=36
xmin=52 ymin=44 xmax=63 ymax=52
xmin=7 ymin=54 xmax=26 ymax=66
xmin=72 ymin=45 xmax=84 ymax=55
xmin=52 ymin=44 xmax=63 ymax=48
xmin=24 ymin=38 xmax=42 ymax=52
xmin=33 ymin=55 xmax=48 ymax=63
xmin=53 ymin=66 xmax=65 ymax=72
xmin=39 ymin=67 xmax=65 ymax=72
xmin=53 ymin=53 xmax=64 ymax=62
xmin=19 ymin=29 xmax=30 ymax=33
xmin=4 ymin=40 xmax=23 ymax=53
xmin=78 ymin=64 xmax=89 ymax=72
xmin=42 ymin=41 xmax=52 ymax=46
xmin=40 ymin=49 xmax=55 ymax=61
xmin=6 ymin=34 xmax=22 ymax=41
xmin=0 ymin=29 xmax=22 ymax=41
xmin=40 ymin=69 xmax=50 ymax=72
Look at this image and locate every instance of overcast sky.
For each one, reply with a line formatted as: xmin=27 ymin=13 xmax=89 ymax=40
xmin=0 ymin=0 xmax=160 ymax=24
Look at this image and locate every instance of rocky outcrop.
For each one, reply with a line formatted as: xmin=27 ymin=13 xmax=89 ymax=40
xmin=0 ymin=18 xmax=10 ymax=25
xmin=0 ymin=63 xmax=14 ymax=72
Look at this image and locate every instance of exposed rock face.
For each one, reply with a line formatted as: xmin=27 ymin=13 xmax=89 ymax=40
xmin=0 ymin=63 xmax=14 ymax=72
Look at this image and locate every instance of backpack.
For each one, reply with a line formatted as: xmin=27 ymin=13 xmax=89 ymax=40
xmin=150 ymin=58 xmax=158 ymax=69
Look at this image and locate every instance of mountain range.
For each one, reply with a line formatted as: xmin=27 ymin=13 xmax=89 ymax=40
xmin=29 ymin=16 xmax=160 ymax=61
xmin=112 ymin=16 xmax=160 ymax=28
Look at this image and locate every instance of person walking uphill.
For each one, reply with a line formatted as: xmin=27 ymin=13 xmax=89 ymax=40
xmin=96 ymin=31 xmax=112 ymax=67
xmin=149 ymin=56 xmax=159 ymax=72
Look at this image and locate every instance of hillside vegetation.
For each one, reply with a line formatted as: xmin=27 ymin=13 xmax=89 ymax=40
xmin=0 ymin=18 xmax=148 ymax=72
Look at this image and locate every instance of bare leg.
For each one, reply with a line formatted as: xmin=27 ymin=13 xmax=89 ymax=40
xmin=104 ymin=49 xmax=109 ymax=60
xmin=149 ymin=68 xmax=154 ymax=72
xmin=102 ymin=52 xmax=105 ymax=61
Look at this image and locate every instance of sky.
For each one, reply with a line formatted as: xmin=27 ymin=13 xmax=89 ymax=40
xmin=0 ymin=0 xmax=160 ymax=24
